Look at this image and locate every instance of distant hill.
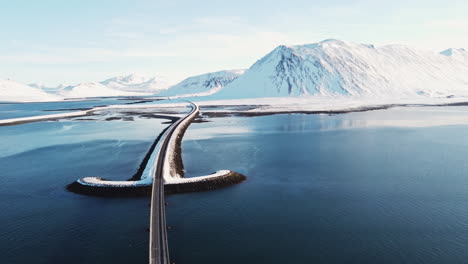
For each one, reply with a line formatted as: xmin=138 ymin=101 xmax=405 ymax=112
xmin=158 ymin=70 xmax=245 ymax=98
xmin=0 ymin=79 xmax=61 ymax=102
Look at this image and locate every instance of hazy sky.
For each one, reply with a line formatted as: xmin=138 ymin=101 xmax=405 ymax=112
xmin=1 ymin=0 xmax=467 ymax=85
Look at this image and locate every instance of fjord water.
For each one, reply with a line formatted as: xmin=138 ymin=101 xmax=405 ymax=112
xmin=2 ymin=105 xmax=468 ymax=263
xmin=168 ymin=107 xmax=468 ymax=264
xmin=0 ymin=111 xmax=169 ymax=264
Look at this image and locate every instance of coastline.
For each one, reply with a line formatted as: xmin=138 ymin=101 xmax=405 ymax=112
xmin=3 ymin=95 xmax=468 ymax=126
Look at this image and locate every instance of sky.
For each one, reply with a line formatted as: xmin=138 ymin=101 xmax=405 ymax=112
xmin=1 ymin=0 xmax=467 ymax=86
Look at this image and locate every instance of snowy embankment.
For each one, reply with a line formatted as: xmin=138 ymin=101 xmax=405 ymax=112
xmin=68 ymin=102 xmax=246 ymax=196
xmin=159 ymin=103 xmax=246 ymax=193
xmin=0 ymin=109 xmax=90 ymax=126
xmin=164 ymin=170 xmax=246 ymax=194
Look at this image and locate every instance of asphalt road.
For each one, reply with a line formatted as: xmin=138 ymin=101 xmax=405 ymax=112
xmin=149 ymin=102 xmax=199 ymax=264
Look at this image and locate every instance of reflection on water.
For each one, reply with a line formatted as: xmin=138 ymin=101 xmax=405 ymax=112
xmin=184 ymin=126 xmax=252 ymax=140
xmin=272 ymin=106 xmax=468 ymax=132
xmin=318 ymin=107 xmax=468 ymax=130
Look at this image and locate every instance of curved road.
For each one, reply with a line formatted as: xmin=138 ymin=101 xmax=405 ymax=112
xmin=149 ymin=102 xmax=199 ymax=264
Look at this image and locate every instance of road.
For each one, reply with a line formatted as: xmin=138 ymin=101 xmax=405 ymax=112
xmin=149 ymin=102 xmax=199 ymax=264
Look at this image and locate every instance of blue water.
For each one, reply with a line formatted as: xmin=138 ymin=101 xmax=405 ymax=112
xmin=2 ymin=106 xmax=468 ymax=263
xmin=168 ymin=107 xmax=468 ymax=264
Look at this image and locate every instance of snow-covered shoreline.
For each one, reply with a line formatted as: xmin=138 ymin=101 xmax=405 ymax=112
xmin=198 ymin=96 xmax=468 ymax=112
xmin=3 ymin=95 xmax=468 ymax=126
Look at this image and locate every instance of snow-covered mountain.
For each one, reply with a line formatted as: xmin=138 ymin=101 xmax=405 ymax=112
xmin=100 ymin=74 xmax=170 ymax=93
xmin=0 ymin=79 xmax=61 ymax=102
xmin=213 ymin=39 xmax=468 ymax=99
xmin=4 ymin=39 xmax=468 ymax=102
xmin=56 ymin=82 xmax=139 ymax=98
xmin=25 ymin=74 xmax=168 ymax=99
xmin=158 ymin=69 xmax=245 ymax=98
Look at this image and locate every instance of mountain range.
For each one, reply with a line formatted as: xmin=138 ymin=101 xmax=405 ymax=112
xmin=1 ymin=39 xmax=468 ymax=102
xmin=100 ymin=74 xmax=170 ymax=93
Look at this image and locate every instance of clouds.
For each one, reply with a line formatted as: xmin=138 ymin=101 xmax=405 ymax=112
xmin=1 ymin=14 xmax=303 ymax=83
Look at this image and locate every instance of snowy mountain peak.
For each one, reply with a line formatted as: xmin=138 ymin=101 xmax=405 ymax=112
xmin=213 ymin=39 xmax=468 ymax=99
xmin=100 ymin=73 xmax=170 ymax=92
